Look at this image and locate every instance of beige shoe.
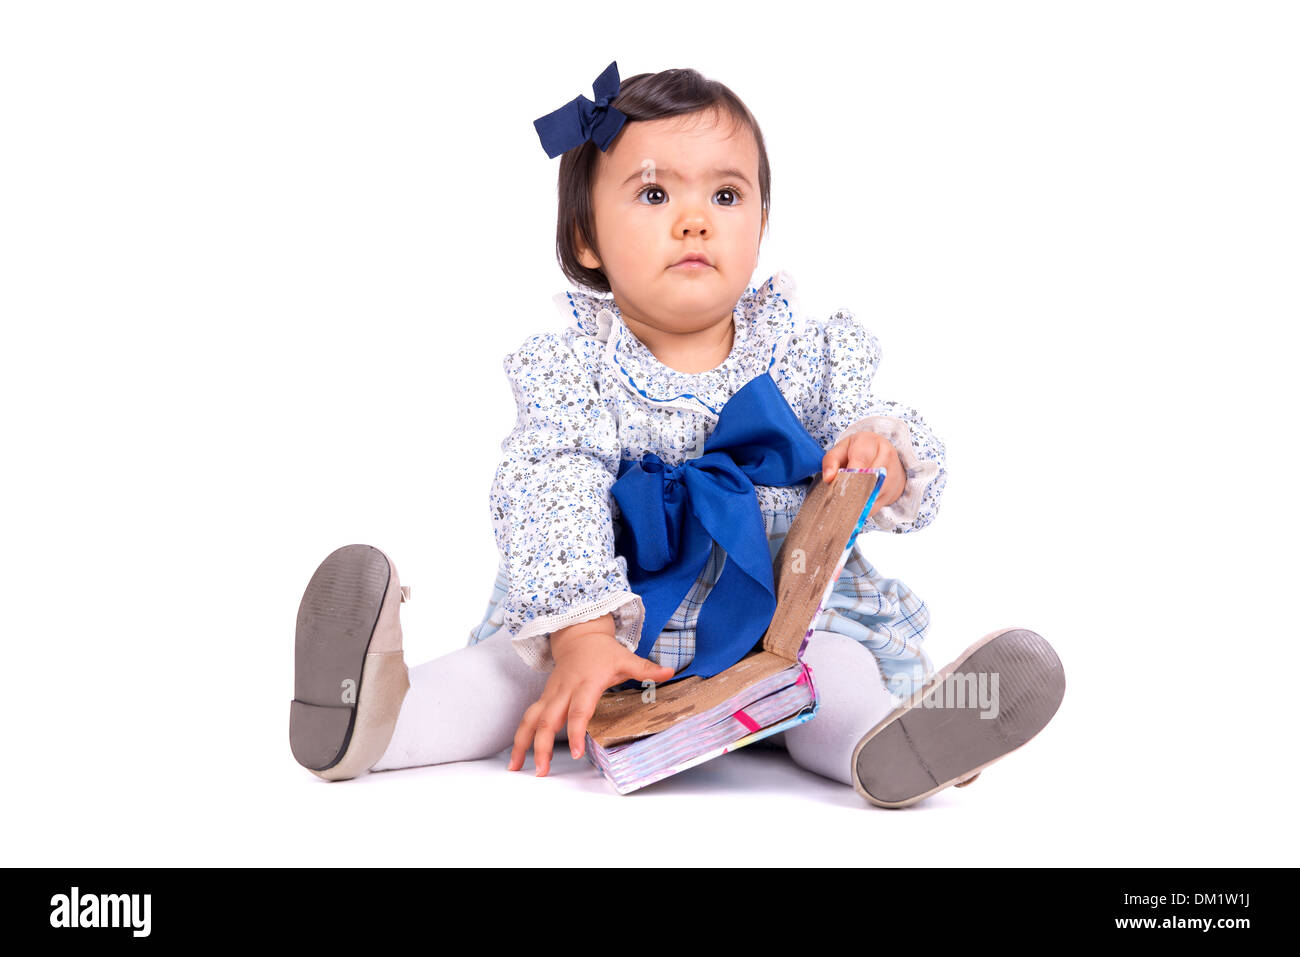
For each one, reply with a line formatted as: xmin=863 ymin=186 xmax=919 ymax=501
xmin=851 ymin=628 xmax=1065 ymax=808
xmin=289 ymin=545 xmax=410 ymax=781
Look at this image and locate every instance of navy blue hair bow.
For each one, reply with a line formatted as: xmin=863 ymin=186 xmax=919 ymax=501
xmin=611 ymin=373 xmax=827 ymax=684
xmin=533 ymin=61 xmax=629 ymax=159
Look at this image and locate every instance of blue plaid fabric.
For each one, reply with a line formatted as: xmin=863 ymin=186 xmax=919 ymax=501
xmin=468 ymin=506 xmax=934 ymax=702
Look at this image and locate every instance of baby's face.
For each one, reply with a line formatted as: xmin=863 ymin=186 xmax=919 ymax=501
xmin=577 ymin=108 xmax=765 ymax=340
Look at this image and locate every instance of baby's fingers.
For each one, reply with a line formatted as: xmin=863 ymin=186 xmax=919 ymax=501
xmin=616 ymin=653 xmax=676 ymax=696
xmin=821 ymin=445 xmax=847 ymax=482
xmin=566 ymin=684 xmax=605 ymax=761
xmin=507 ymin=700 xmax=543 ymax=772
xmin=532 ymin=694 xmax=573 ymax=777
xmin=864 ymin=441 xmax=905 ymax=509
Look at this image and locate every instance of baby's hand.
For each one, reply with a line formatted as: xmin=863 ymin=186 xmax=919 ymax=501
xmin=821 ymin=431 xmax=906 ymax=513
xmin=508 ymin=613 xmax=675 ymax=777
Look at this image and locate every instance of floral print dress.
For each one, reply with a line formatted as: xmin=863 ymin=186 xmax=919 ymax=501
xmin=469 ymin=271 xmax=946 ymax=701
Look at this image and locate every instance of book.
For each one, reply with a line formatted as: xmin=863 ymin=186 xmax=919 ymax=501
xmin=583 ymin=467 xmax=887 ymax=794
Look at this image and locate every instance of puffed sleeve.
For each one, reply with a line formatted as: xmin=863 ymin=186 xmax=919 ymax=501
xmin=792 ymin=310 xmax=947 ymax=534
xmin=489 ymin=329 xmax=646 ymax=672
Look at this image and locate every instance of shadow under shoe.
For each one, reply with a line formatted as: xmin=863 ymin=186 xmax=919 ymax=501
xmin=851 ymin=627 xmax=1065 ymax=808
xmin=289 ymin=544 xmax=410 ymax=781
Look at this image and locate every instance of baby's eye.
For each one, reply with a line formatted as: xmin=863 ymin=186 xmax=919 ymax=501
xmin=715 ymin=187 xmax=742 ymax=206
xmin=636 ymin=185 xmax=668 ymax=206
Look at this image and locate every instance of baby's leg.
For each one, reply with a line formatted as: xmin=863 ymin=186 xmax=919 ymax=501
xmin=370 ymin=628 xmax=551 ymax=771
xmin=773 ymin=630 xmax=897 ymax=786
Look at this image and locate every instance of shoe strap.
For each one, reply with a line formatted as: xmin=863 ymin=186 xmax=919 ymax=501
xmin=400 ymin=585 xmax=411 ymax=603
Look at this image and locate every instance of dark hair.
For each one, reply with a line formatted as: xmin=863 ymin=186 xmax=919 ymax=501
xmin=554 ymin=67 xmax=771 ymax=295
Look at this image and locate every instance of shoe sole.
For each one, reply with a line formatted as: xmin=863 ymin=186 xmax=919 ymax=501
xmin=289 ymin=544 xmax=409 ymax=781
xmin=851 ymin=627 xmax=1065 ymax=808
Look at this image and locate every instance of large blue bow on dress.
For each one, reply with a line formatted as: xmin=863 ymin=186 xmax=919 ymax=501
xmin=533 ymin=61 xmax=629 ymax=158
xmin=611 ymin=372 xmax=827 ymax=682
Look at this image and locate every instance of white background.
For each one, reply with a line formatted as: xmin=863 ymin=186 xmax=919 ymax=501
xmin=3 ymin=0 xmax=1295 ymax=867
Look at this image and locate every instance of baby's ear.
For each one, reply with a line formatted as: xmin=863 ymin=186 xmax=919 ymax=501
xmin=575 ymin=227 xmax=601 ymax=270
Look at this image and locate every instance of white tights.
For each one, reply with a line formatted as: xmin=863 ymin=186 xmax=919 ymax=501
xmin=371 ymin=629 xmax=897 ymax=787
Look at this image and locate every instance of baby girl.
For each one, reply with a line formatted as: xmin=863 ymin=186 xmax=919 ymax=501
xmin=288 ymin=62 xmax=1065 ymax=806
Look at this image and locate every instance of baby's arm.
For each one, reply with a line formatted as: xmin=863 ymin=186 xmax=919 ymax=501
xmin=490 ymin=329 xmax=672 ymax=773
xmin=490 ymin=329 xmax=645 ymax=666
xmin=786 ymin=310 xmax=947 ymax=533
